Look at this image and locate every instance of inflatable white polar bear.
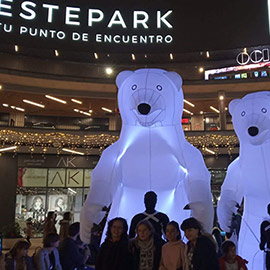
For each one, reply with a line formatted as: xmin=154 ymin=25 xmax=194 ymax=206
xmin=80 ymin=68 xmax=213 ymax=243
xmin=217 ymin=91 xmax=270 ymax=270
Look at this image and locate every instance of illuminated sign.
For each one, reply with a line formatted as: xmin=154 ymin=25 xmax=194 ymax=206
xmin=236 ymin=49 xmax=270 ymax=65
xmin=0 ymin=0 xmax=270 ymax=53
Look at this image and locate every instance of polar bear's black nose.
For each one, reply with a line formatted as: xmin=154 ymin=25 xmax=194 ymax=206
xmin=248 ymin=126 xmax=259 ymax=136
xmin=138 ymin=103 xmax=151 ymax=115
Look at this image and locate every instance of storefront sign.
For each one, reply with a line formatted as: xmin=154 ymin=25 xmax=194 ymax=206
xmin=236 ymin=49 xmax=270 ymax=65
xmin=0 ymin=0 xmax=270 ymax=52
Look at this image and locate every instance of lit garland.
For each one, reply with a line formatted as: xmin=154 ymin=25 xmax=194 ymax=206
xmin=0 ymin=129 xmax=239 ymax=156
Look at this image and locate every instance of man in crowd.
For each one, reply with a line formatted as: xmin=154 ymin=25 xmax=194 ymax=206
xmin=59 ymin=222 xmax=90 ymax=270
xmin=129 ymin=191 xmax=169 ymax=240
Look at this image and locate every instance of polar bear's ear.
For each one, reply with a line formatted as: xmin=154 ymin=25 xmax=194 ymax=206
xmin=116 ymin=71 xmax=134 ymax=88
xmin=229 ymin=99 xmax=241 ymax=115
xmin=164 ymin=72 xmax=183 ymax=91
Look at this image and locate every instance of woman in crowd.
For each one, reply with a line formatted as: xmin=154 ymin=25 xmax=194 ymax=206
xmin=129 ymin=219 xmax=163 ymax=270
xmin=43 ymin=212 xmax=57 ymax=240
xmin=159 ymin=221 xmax=186 ymax=270
xmin=34 ymin=233 xmax=62 ymax=270
xmin=5 ymin=240 xmax=33 ymax=270
xmin=180 ymin=217 xmax=219 ymax=270
xmin=95 ymin=217 xmax=129 ymax=270
xmin=59 ymin=212 xmax=72 ymax=241
xmin=219 ymin=240 xmax=247 ymax=270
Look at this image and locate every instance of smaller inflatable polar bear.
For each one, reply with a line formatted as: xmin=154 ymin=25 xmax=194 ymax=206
xmin=217 ymin=91 xmax=270 ymax=270
xmin=80 ymin=68 xmax=213 ymax=243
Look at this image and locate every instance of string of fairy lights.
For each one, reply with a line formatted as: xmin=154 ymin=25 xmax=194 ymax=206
xmin=0 ymin=129 xmax=239 ymax=156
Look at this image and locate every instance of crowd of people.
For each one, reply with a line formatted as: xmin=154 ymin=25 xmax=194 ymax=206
xmin=1 ymin=192 xmax=250 ymax=270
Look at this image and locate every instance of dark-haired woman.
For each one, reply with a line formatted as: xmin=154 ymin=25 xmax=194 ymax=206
xmin=95 ymin=217 xmax=129 ymax=270
xmin=5 ymin=240 xmax=33 ymax=270
xmin=180 ymin=217 xmax=219 ymax=270
xmin=43 ymin=212 xmax=57 ymax=240
xmin=59 ymin=212 xmax=72 ymax=241
xmin=34 ymin=233 xmax=62 ymax=270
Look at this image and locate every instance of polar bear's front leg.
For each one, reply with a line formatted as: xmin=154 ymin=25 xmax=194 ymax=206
xmin=80 ymin=145 xmax=120 ymax=243
xmin=217 ymin=159 xmax=243 ymax=233
xmin=181 ymin=143 xmax=214 ymax=233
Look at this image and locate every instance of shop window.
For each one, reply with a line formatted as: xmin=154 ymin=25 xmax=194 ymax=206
xmin=18 ymin=168 xmax=47 ymax=187
xmin=16 ymin=168 xmax=93 ymax=237
xmin=48 ymin=168 xmax=66 ymax=187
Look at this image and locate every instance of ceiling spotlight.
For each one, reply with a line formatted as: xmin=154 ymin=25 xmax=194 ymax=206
xmin=54 ymin=49 xmax=59 ymax=56
xmin=94 ymin=52 xmax=98 ymax=59
xmin=89 ymin=109 xmax=93 ymax=113
xmin=200 ymin=111 xmax=204 ymax=114
xmin=74 ymin=109 xmax=79 ymax=112
xmin=183 ymin=99 xmax=195 ymax=107
xmin=169 ymin=53 xmax=173 ymax=60
xmin=210 ymin=106 xmax=220 ymax=113
xmin=105 ymin=67 xmax=113 ymax=75
xmin=0 ymin=85 xmax=2 ymax=90
xmin=2 ymin=103 xmax=9 ymax=107
xmin=225 ymin=107 xmax=228 ymax=111
xmin=71 ymin=99 xmax=82 ymax=104
xmin=144 ymin=54 xmax=147 ymax=58
xmin=10 ymin=105 xmax=15 ymax=109
xmin=199 ymin=67 xmax=204 ymax=73
xmin=82 ymin=112 xmax=91 ymax=116
xmin=0 ymin=146 xmax=17 ymax=152
xmin=102 ymin=107 xmax=113 ymax=113
xmin=15 ymin=107 xmax=25 ymax=112
xmin=206 ymin=51 xmax=210 ymax=58
xmin=183 ymin=108 xmax=193 ymax=115
xmin=15 ymin=45 xmax=19 ymax=52
xmin=131 ymin=54 xmax=136 ymax=61
xmin=23 ymin=99 xmax=45 ymax=108
xmin=62 ymin=148 xmax=85 ymax=155
xmin=45 ymin=95 xmax=67 ymax=104
xmin=219 ymin=95 xmax=224 ymax=101
xmin=205 ymin=147 xmax=215 ymax=155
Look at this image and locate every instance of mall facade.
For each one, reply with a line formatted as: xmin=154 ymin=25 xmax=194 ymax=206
xmin=0 ymin=0 xmax=270 ymax=237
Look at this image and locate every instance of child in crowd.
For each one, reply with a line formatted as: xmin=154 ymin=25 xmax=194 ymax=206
xmin=129 ymin=219 xmax=163 ymax=270
xmin=95 ymin=217 xmax=129 ymax=270
xmin=159 ymin=221 xmax=186 ymax=270
xmin=5 ymin=240 xmax=33 ymax=270
xmin=34 ymin=233 xmax=62 ymax=270
xmin=219 ymin=240 xmax=248 ymax=270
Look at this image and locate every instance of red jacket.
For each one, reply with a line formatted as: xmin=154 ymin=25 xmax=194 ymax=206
xmin=219 ymin=255 xmax=248 ymax=270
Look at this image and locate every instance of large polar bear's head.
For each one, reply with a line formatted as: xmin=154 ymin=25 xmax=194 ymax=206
xmin=229 ymin=91 xmax=270 ymax=145
xmin=116 ymin=68 xmax=183 ymax=127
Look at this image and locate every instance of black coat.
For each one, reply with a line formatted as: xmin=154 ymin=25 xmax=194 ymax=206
xmin=189 ymin=235 xmax=219 ymax=270
xmin=128 ymin=238 xmax=163 ymax=270
xmin=95 ymin=239 xmax=129 ymax=270
xmin=58 ymin=238 xmax=85 ymax=270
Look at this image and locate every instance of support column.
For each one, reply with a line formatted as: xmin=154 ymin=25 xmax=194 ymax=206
xmin=9 ymin=112 xmax=25 ymax=127
xmin=218 ymin=91 xmax=226 ymax=130
xmin=109 ymin=115 xmax=121 ymax=131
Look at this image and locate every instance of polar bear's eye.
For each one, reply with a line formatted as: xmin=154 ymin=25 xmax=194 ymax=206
xmin=241 ymin=111 xmax=246 ymax=117
xmin=261 ymin=108 xmax=267 ymax=113
xmin=156 ymin=85 xmax=162 ymax=91
xmin=131 ymin=84 xmax=137 ymax=90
